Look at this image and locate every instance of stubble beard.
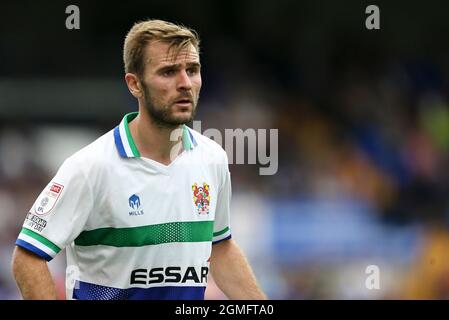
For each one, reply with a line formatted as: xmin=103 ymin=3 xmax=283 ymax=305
xmin=141 ymin=81 xmax=198 ymax=129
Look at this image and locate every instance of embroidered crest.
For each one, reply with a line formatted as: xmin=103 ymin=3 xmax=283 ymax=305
xmin=192 ymin=182 xmax=210 ymax=215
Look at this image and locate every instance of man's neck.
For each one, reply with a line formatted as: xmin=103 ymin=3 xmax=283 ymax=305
xmin=128 ymin=109 xmax=183 ymax=165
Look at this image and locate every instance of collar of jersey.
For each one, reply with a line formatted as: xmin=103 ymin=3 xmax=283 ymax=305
xmin=113 ymin=112 xmax=198 ymax=158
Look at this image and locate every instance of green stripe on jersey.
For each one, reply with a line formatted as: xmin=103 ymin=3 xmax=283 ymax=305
xmin=74 ymin=221 xmax=214 ymax=247
xmin=213 ymin=227 xmax=229 ymax=237
xmin=124 ymin=112 xmax=140 ymax=157
xmin=182 ymin=125 xmax=192 ymax=151
xmin=21 ymin=228 xmax=61 ymax=253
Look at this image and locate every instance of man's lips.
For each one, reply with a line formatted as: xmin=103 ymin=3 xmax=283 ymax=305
xmin=174 ymin=98 xmax=193 ymax=107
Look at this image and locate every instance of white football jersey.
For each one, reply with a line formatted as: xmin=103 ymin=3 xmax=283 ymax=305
xmin=16 ymin=112 xmax=232 ymax=300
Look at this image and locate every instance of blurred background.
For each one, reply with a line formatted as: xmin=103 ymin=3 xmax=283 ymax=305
xmin=2 ymin=0 xmax=449 ymax=299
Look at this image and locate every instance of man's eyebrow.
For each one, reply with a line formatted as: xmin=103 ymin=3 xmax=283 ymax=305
xmin=186 ymin=62 xmax=201 ymax=68
xmin=157 ymin=62 xmax=201 ymax=70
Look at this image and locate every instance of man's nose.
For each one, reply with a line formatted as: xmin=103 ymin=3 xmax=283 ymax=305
xmin=177 ymin=69 xmax=192 ymax=91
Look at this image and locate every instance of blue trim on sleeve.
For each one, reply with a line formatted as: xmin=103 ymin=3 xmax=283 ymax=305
xmin=15 ymin=239 xmax=53 ymax=261
xmin=212 ymin=234 xmax=232 ymax=245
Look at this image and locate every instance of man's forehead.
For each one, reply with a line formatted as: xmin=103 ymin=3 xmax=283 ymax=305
xmin=146 ymin=41 xmax=199 ymax=66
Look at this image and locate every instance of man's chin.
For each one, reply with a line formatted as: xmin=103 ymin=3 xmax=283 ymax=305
xmin=157 ymin=116 xmax=192 ymax=127
xmin=171 ymin=111 xmax=194 ymax=124
xmin=146 ymin=104 xmax=195 ymax=127
xmin=172 ymin=117 xmax=193 ymax=126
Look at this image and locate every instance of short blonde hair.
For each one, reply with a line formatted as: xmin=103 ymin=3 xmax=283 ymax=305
xmin=123 ymin=19 xmax=200 ymax=77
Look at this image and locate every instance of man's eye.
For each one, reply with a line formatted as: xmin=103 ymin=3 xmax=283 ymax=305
xmin=162 ymin=69 xmax=175 ymax=76
xmin=187 ymin=68 xmax=199 ymax=76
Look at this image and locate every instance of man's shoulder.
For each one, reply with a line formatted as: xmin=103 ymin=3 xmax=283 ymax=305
xmin=63 ymin=129 xmax=115 ymax=170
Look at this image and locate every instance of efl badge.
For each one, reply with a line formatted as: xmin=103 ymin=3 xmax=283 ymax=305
xmin=34 ymin=182 xmax=64 ymax=216
xmin=192 ymin=182 xmax=210 ymax=215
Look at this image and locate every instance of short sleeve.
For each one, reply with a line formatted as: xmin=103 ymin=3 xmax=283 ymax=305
xmin=212 ymin=154 xmax=232 ymax=244
xmin=15 ymin=157 xmax=93 ymax=261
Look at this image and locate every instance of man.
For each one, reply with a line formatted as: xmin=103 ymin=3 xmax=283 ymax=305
xmin=11 ymin=19 xmax=267 ymax=300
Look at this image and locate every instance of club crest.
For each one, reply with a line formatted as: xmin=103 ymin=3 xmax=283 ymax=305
xmin=192 ymin=182 xmax=210 ymax=215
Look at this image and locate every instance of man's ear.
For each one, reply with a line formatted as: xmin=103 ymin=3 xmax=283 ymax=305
xmin=125 ymin=73 xmax=143 ymax=98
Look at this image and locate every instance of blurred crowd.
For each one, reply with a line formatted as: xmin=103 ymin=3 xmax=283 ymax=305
xmin=2 ymin=58 xmax=449 ymax=299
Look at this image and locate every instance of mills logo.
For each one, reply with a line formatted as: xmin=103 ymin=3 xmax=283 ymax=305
xmin=128 ymin=194 xmax=144 ymax=216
